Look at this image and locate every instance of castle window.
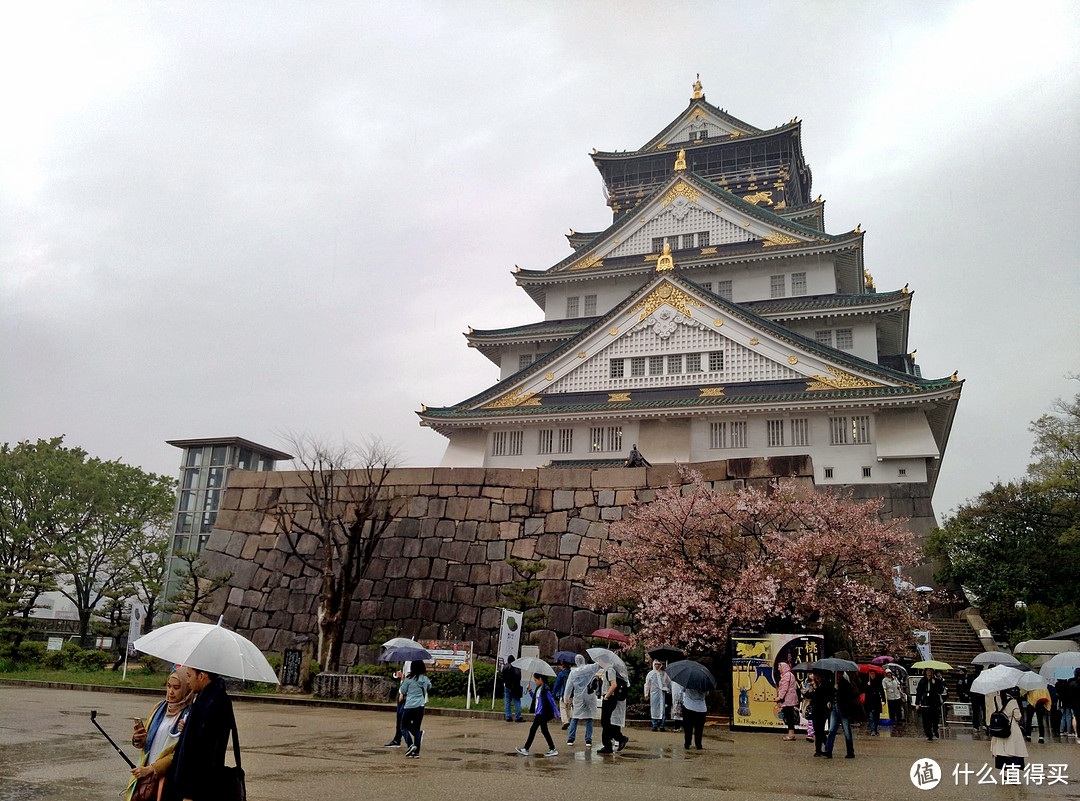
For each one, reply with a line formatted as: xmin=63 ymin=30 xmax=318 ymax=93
xmin=862 ymin=466 xmax=873 ymax=478
xmin=686 ymin=353 xmax=702 ymax=372
xmin=667 ymin=354 xmax=683 ymax=374
xmin=519 ymin=354 xmax=534 ymax=371
xmin=630 ymin=357 xmax=646 ymax=377
xmin=591 ymin=426 xmax=623 ymax=453
xmin=815 ymin=330 xmax=833 ymax=347
xmin=699 ymin=282 xmax=712 ymax=293
xmin=698 ymin=231 xmax=710 ymax=248
xmin=852 ymin=415 xmax=871 ymax=444
xmin=766 ymin=419 xmax=785 ymax=448
xmin=538 ymin=429 xmax=553 ymax=455
xmin=652 ymin=237 xmax=666 ymax=252
xmin=770 ymin=274 xmax=785 ymax=298
xmin=829 ymin=417 xmax=849 ymax=445
xmin=898 ymin=467 xmax=907 ymax=477
xmin=836 ymin=328 xmax=853 ymax=350
xmin=610 ymin=359 xmax=624 ymax=378
xmin=717 ymin=280 xmax=732 ymax=300
xmin=791 ymin=272 xmax=807 ymax=296
xmin=649 ymin=356 xmax=664 ymax=375
xmin=584 ymin=294 xmax=597 ymax=316
xmin=709 ymin=351 xmax=724 ymax=371
xmin=711 ymin=421 xmax=747 ymax=449
xmin=824 ymin=467 xmax=834 ymax=480
xmin=566 ymin=296 xmax=579 ymax=317
xmin=791 ymin=418 xmax=809 ymax=447
xmin=558 ymin=428 xmax=574 ymax=454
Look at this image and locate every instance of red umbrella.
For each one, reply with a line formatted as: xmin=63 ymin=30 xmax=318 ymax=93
xmin=860 ymin=663 xmax=886 ymax=675
xmin=591 ymin=628 xmax=630 ymax=644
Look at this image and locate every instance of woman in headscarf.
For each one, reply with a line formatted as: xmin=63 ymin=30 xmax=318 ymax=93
xmin=127 ymin=669 xmax=195 ymax=801
xmin=564 ymin=654 xmax=597 ymax=747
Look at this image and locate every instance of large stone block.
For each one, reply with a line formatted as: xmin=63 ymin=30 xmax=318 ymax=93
xmin=420 ymin=537 xmax=442 ymax=558
xmin=470 ymin=563 xmax=491 ymax=584
xmin=385 ymin=467 xmax=435 ymax=486
xmin=435 ymin=519 xmax=456 ymax=539
xmin=452 ymin=585 xmax=475 ymax=605
xmin=490 ymin=503 xmax=510 ymax=522
xmin=567 ymin=517 xmax=590 ymax=536
xmin=578 ymin=537 xmax=602 ymax=558
xmin=572 ymin=609 xmax=601 ymax=635
xmin=481 ymin=485 xmax=504 ymax=500
xmin=429 ymin=558 xmax=448 ymax=580
xmin=440 ymin=540 xmax=470 ymax=562
xmin=407 ymin=495 xmax=428 ymax=517
xmin=535 ymin=533 xmax=559 ymax=557
xmin=505 ymin=488 xmax=529 ymax=505
xmin=522 ymin=517 xmax=544 ymax=537
xmin=645 ymin=464 xmax=682 ymax=487
xmin=430 ymin=581 xmax=453 ymax=603
xmin=532 ymin=490 xmax=553 ymax=513
xmin=446 ymin=563 xmax=471 ymax=582
xmin=426 ymin=498 xmax=447 ymax=518
xmin=432 ymin=467 xmax=487 ymax=485
xmin=408 ymin=579 xmax=434 ymax=599
xmin=544 ymin=511 xmax=568 ymax=533
xmin=510 ymin=538 xmax=536 ymax=559
xmin=455 ymin=520 xmax=479 ymax=542
xmin=600 ymin=506 xmax=623 ymax=521
xmin=385 ymin=557 xmax=410 ymax=579
xmin=445 ymin=496 xmax=469 ymax=521
xmin=479 ymin=607 xmax=501 ymax=629
xmin=559 ymin=533 xmax=581 ymax=556
xmin=538 ymin=468 xmax=592 ymax=490
xmin=592 ymin=467 xmax=645 ymax=489
xmin=567 ymin=555 xmax=589 ymax=580
xmin=477 ymin=522 xmax=500 ymax=541
xmin=474 ymin=584 xmax=497 ymax=607
xmin=501 ymin=521 xmax=523 ymax=540
xmin=486 ymin=541 xmax=506 ymax=561
xmin=489 ymin=560 xmax=514 ymax=585
xmin=540 ymin=579 xmax=570 ymax=605
xmin=406 ymin=558 xmax=431 ymax=578
xmin=553 ymin=490 xmax=576 ymax=510
xmin=485 ymin=467 xmax=538 ymax=488
xmin=548 ymin=605 xmax=573 ymax=633
xmin=392 ymin=597 xmax=417 ymax=618
xmin=434 ymin=601 xmax=460 ymax=624
xmin=466 ymin=498 xmax=492 ymax=521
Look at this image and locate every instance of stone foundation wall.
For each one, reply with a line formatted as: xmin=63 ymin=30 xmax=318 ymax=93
xmin=200 ymin=457 xmax=936 ymax=666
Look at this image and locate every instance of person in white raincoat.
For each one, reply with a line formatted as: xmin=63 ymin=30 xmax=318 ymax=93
xmin=644 ymin=660 xmax=671 ymax=731
xmin=564 ymin=654 xmax=597 ymax=746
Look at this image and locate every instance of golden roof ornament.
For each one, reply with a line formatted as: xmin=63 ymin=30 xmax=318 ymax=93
xmin=863 ymin=269 xmax=876 ymax=291
xmin=674 ymin=148 xmax=687 ymax=171
xmin=692 ymin=74 xmax=703 ymax=100
xmin=656 ymin=241 xmax=674 ymax=272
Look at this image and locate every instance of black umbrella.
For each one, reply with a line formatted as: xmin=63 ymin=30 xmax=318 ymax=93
xmin=648 ymin=646 xmax=685 ymax=663
xmin=666 ymin=660 xmax=717 ymax=691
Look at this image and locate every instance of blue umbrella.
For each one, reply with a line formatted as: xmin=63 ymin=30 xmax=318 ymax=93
xmin=552 ymin=650 xmax=578 ymax=664
xmin=378 ymin=646 xmax=430 ymax=663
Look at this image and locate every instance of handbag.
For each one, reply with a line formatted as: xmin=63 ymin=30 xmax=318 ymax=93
xmin=221 ymin=716 xmax=247 ymax=801
xmin=130 ymin=773 xmax=162 ymax=801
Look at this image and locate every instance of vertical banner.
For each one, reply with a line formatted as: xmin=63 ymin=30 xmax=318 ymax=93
xmin=123 ymin=603 xmax=145 ymax=681
xmin=914 ymin=630 xmax=932 ymax=662
xmin=496 ymin=609 xmax=523 ymax=672
xmin=730 ymin=632 xmax=824 ymax=732
xmin=492 ymin=609 xmax=523 ymax=709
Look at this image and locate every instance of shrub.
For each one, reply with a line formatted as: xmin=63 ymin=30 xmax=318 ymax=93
xmin=43 ymin=649 xmax=68 ymax=670
xmin=72 ymin=648 xmax=111 ymax=671
xmin=14 ymin=641 xmax=47 ymax=666
xmin=265 ymin=653 xmax=283 ymax=673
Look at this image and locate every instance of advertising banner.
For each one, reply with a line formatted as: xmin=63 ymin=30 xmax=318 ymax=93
xmin=730 ymin=632 xmax=824 ymax=732
xmin=126 ymin=603 xmax=145 ymax=657
xmin=914 ymin=630 xmax=932 ymax=661
xmin=416 ymin=639 xmax=473 ymax=672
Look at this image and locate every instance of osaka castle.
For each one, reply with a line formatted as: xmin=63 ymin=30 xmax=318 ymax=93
xmin=418 ymin=78 xmax=962 ymax=493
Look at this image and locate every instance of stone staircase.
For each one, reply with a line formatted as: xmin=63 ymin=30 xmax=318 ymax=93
xmin=925 ymin=616 xmax=987 ymax=700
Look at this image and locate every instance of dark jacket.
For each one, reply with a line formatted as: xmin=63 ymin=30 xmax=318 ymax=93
xmin=834 ymin=676 xmax=857 ymax=718
xmin=807 ymin=681 xmax=833 ymax=722
xmin=501 ymin=663 xmax=523 ymax=699
xmin=166 ymin=677 xmax=234 ymax=801
xmin=916 ymin=675 xmax=945 ymax=709
xmin=955 ymin=672 xmax=972 ymax=702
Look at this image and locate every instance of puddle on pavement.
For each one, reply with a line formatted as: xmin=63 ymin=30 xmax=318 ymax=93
xmin=267 ymin=724 xmax=296 ymax=728
xmin=455 ymin=747 xmax=499 ymax=755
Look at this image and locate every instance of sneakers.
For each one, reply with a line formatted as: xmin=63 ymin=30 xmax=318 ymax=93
xmin=561 ymin=723 xmax=570 ymax=730
xmin=566 ymin=739 xmax=575 ymax=745
xmin=595 ymin=747 xmax=614 ymax=754
xmin=384 ymin=741 xmax=401 ymax=747
xmin=516 ymin=747 xmax=530 ymax=756
xmin=515 ymin=718 xmax=525 ymax=722
xmin=544 ymin=749 xmax=558 ymax=757
xmin=585 ymin=740 xmax=592 ymax=746
xmin=405 ymin=745 xmax=418 ymax=757
xmin=617 ymin=736 xmax=629 ymax=752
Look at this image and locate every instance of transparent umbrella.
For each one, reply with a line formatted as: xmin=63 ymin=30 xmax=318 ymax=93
xmin=512 ymin=656 xmax=556 ymax=678
xmin=133 ymin=621 xmax=279 ymax=683
xmin=971 ymin=652 xmax=1020 ymax=666
xmin=1039 ymin=652 xmax=1080 ymax=679
xmin=587 ymin=647 xmax=628 ymax=678
xmin=970 ymin=665 xmax=1025 ymax=695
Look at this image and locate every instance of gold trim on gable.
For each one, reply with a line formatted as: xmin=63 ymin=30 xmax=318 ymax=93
xmin=762 ymin=231 xmax=800 ymax=247
xmin=699 ymin=387 xmax=725 ymax=397
xmin=608 ymin=393 xmax=631 ymax=403
xmin=482 ymin=388 xmax=538 ymax=409
xmin=805 ymin=366 xmax=886 ymax=392
xmin=662 ymin=180 xmax=699 ymax=207
xmin=629 ymin=282 xmax=706 ymax=322
xmin=569 ymin=251 xmax=604 ymax=270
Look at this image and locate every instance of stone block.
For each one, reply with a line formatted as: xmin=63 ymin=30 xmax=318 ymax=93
xmin=486 ymin=541 xmax=506 ymax=561
xmin=420 ymin=537 xmax=442 ymax=558
xmin=474 ymin=584 xmax=497 ymax=606
xmin=535 ymin=532 xmax=559 ymax=557
xmin=578 ymin=537 xmax=601 ymax=558
xmin=511 ymin=505 xmax=532 ymax=517
xmin=597 ymin=489 xmax=615 ymax=506
xmin=567 ymin=517 xmax=590 ymax=536
xmin=232 ymin=559 xmax=258 ymax=588
xmin=592 ymin=467 xmax=644 ymax=489
xmin=387 ymin=578 xmax=410 ymax=597
xmin=408 ymin=495 xmax=428 ymax=517
xmin=636 ymin=488 xmax=656 ymax=503
xmin=505 ymin=488 xmax=529 ymax=505
xmin=434 ymin=601 xmax=460 ymax=624
xmin=385 ymin=557 xmax=410 ymax=579
xmin=408 ymin=579 xmax=433 ymax=599
xmin=240 ymin=536 xmax=260 ymax=561
xmin=426 ymin=498 xmax=447 ymax=518
xmin=614 ymin=489 xmax=637 ymax=506
xmin=435 ymin=519 xmax=456 ymax=539
xmin=572 ymin=608 xmax=601 ymax=635
xmin=486 ymin=467 xmax=538 ymax=488
xmin=645 ymin=464 xmax=682 ymax=487
xmin=393 ymin=598 xmax=417 ymax=618
xmin=430 ymin=581 xmax=453 ymax=602
xmin=455 ymin=520 xmax=479 ymax=542
xmin=548 ymin=605 xmax=573 ymax=634
xmin=432 ymin=467 xmax=486 ymax=485
xmin=223 ymin=532 xmax=246 ymax=558
xmin=227 ymin=587 xmax=245 ymax=608
xmin=523 ymin=517 xmax=544 ymax=537
xmin=541 ymin=558 xmax=566 ymax=580
xmin=600 ymin=506 xmax=623 ymax=521
xmin=366 ymin=558 xmax=387 ymax=581
xmin=553 ymin=490 xmax=576 ymax=510
xmin=416 ymin=598 xmax=437 ymax=621
xmin=215 ymin=510 xmax=238 ymax=531
xmin=227 ymin=469 xmax=266 ymax=489
xmin=586 ymin=521 xmax=608 ymax=539
xmin=913 ymin=497 xmax=935 ymax=518
xmin=452 ymin=585 xmax=475 ymax=605
xmin=580 ymin=505 xmax=600 ymax=521
xmin=282 ymin=556 xmax=305 ymax=578
xmin=378 ymin=536 xmax=404 ymax=558
xmin=479 ymin=607 xmax=501 ymax=630
xmin=510 ymin=539 xmax=536 ymax=560
xmin=429 ymin=558 xmax=448 ymax=580
xmin=242 ymin=588 xmax=265 ymax=608
xmin=540 ymin=579 xmax=570 ymax=605
xmin=559 ymin=533 xmax=581 ymax=556
xmin=538 ymin=468 xmax=592 ymax=489
xmin=440 ymin=540 xmax=470 ymax=562
xmin=455 ymin=485 xmax=480 ymax=498
xmin=445 ymin=496 xmax=469 ymax=521
xmin=446 ymin=563 xmax=471 ymax=583
xmin=386 ymin=467 xmax=435 ymax=486
xmin=490 ymin=503 xmax=510 ymax=522
xmin=406 ymin=558 xmax=431 ymax=578
xmin=567 ymin=555 xmax=589 ymax=581
xmin=469 ymin=563 xmax=491 ymax=584
xmin=500 ymin=520 xmax=522 ymax=540
xmin=489 ymin=560 xmax=514 ymax=585
xmin=466 ymin=497 xmax=491 ymax=521
xmin=545 ymin=511 xmax=568 ymax=533
xmin=532 ymin=490 xmax=553 ymax=513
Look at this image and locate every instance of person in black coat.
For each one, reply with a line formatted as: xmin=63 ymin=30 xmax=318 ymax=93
xmin=823 ymin=673 xmax=857 ymax=759
xmin=501 ymin=657 xmax=524 ymax=722
xmin=806 ymin=671 xmax=833 ymax=757
xmin=915 ymin=669 xmax=945 ymax=742
xmin=166 ymin=668 xmax=235 ymax=801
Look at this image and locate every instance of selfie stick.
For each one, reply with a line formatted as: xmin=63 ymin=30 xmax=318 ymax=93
xmin=89 ymin=710 xmax=137 ymax=769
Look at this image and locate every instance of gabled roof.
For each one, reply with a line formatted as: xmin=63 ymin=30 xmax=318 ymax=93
xmin=531 ymin=170 xmax=852 ymax=278
xmin=419 ymin=271 xmax=958 ymax=431
xmin=742 ymin=288 xmax=911 ymax=317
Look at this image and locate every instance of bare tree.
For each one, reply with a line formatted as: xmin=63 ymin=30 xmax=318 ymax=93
xmin=164 ymin=550 xmax=234 ymax=622
xmin=267 ymin=433 xmax=400 ymax=671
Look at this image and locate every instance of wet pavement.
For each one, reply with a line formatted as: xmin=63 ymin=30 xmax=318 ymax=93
xmin=2 ymin=686 xmax=1079 ymax=800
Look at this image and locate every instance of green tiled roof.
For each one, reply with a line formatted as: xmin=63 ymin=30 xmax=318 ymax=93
xmin=741 ymin=289 xmax=911 ymax=315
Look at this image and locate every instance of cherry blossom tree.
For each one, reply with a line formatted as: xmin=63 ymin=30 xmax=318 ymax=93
xmin=590 ymin=470 xmax=927 ymax=653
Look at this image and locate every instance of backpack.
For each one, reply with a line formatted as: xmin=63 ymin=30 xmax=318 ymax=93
xmin=614 ymin=674 xmax=629 ymax=702
xmin=987 ymin=698 xmax=1012 ymax=739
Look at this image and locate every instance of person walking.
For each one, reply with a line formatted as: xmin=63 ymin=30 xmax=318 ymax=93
xmin=1025 ymin=685 xmax=1051 ymax=744
xmin=553 ymin=661 xmax=571 ymax=730
xmin=990 ymin=688 xmax=1028 ymax=771
xmin=166 ymin=667 xmax=235 ymax=801
xmin=399 ymin=661 xmax=432 ymax=759
xmin=126 ymin=670 xmax=194 ymax=801
xmin=823 ymin=672 xmax=856 ymax=759
xmin=516 ymin=674 xmax=560 ymax=757
xmin=595 ymin=663 xmax=628 ymax=755
xmin=915 ymin=668 xmax=945 ymax=742
xmin=970 ymin=665 xmax=986 ymax=733
xmin=775 ymin=662 xmax=800 ymax=741
xmin=564 ymin=654 xmax=596 ymax=747
xmin=644 ymin=660 xmax=671 ymax=732
xmin=384 ymin=661 xmax=411 ymax=748
xmin=806 ymin=671 xmax=833 ymax=757
xmin=864 ymin=670 xmax=884 ymax=736
xmin=501 ymin=657 xmax=524 ymax=722
xmin=882 ymin=668 xmax=906 ymax=727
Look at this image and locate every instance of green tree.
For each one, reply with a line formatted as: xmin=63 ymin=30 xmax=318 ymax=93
xmin=0 ymin=438 xmax=97 ymax=643
xmin=164 ymin=550 xmax=234 ymax=622
xmin=1028 ymin=382 xmax=1080 ymax=541
xmin=126 ymin=523 xmax=171 ymax=632
xmin=52 ymin=456 xmax=175 ymax=644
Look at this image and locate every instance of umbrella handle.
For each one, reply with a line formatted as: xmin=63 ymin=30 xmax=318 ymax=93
xmin=90 ymin=710 xmax=137 ymax=769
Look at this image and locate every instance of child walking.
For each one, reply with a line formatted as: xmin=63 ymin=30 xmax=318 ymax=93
xmin=516 ymin=673 xmax=560 ymax=757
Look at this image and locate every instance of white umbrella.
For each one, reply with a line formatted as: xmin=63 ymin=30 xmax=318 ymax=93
xmin=971 ymin=651 xmax=1020 ymax=666
xmin=133 ymin=621 xmax=279 ymax=684
xmin=1039 ymin=652 xmax=1080 ymax=679
xmin=970 ymin=665 xmax=1024 ymax=695
xmin=587 ymin=647 xmax=628 ymax=678
xmin=382 ymin=637 xmax=424 ymax=650
xmin=1018 ymin=672 xmax=1049 ymax=692
xmin=512 ymin=656 xmax=556 ymax=678
xmin=1013 ymin=639 xmax=1080 ymax=655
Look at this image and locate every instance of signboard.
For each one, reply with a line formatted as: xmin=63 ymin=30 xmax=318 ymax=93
xmin=281 ymin=649 xmax=303 ymax=686
xmin=495 ymin=609 xmax=523 ymax=672
xmin=416 ymin=639 xmax=473 ymax=672
xmin=126 ymin=603 xmax=145 ymax=657
xmin=47 ymin=637 xmax=63 ymax=652
xmin=730 ymin=632 xmax=824 ymax=732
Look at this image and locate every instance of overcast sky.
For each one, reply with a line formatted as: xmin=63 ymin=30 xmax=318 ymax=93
xmin=2 ymin=1 xmax=1078 ymax=520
